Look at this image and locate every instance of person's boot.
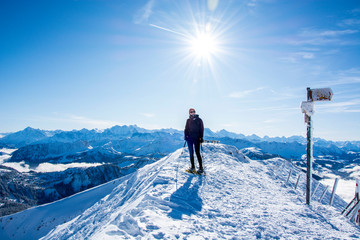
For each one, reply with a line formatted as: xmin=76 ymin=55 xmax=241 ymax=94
xmin=197 ymin=168 xmax=204 ymax=174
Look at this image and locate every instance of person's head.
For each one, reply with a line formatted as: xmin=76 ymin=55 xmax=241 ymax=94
xmin=189 ymin=108 xmax=196 ymax=116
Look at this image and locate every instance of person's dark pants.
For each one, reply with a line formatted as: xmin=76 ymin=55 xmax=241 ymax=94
xmin=187 ymin=139 xmax=203 ymax=169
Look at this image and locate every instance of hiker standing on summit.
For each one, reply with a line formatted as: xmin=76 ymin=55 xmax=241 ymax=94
xmin=184 ymin=108 xmax=204 ymax=174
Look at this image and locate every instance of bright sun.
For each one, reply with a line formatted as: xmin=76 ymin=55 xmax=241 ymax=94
xmin=189 ymin=32 xmax=218 ymax=60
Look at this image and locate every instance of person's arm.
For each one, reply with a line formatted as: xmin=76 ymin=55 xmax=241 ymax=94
xmin=184 ymin=119 xmax=190 ymax=140
xmin=200 ymin=119 xmax=204 ymax=142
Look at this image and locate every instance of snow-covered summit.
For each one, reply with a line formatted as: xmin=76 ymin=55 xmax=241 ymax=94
xmin=0 ymin=144 xmax=358 ymax=239
xmin=0 ymin=127 xmax=48 ymax=147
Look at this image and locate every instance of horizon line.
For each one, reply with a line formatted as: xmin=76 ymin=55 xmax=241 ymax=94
xmin=1 ymin=125 xmax=359 ymax=142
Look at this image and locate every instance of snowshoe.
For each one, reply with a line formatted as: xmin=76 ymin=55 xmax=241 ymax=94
xmin=185 ymin=168 xmax=196 ymax=174
xmin=196 ymin=168 xmax=206 ymax=175
xmin=197 ymin=168 xmax=204 ymax=174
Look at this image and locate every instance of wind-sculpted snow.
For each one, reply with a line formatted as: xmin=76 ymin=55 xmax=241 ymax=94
xmin=1 ymin=144 xmax=355 ymax=239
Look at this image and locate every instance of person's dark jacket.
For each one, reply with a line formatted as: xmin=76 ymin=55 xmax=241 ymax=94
xmin=184 ymin=114 xmax=204 ymax=142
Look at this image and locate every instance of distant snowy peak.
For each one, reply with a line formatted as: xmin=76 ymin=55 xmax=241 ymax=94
xmin=240 ymin=147 xmax=280 ymax=160
xmin=103 ymin=125 xmax=140 ymax=136
xmin=205 ymin=129 xmax=304 ymax=143
xmin=217 ymin=129 xmax=246 ymax=139
xmin=0 ymin=127 xmax=48 ymax=147
xmin=263 ymin=135 xmax=306 ymax=144
xmin=48 ymin=128 xmax=100 ymax=143
xmin=204 ymin=128 xmax=255 ymax=140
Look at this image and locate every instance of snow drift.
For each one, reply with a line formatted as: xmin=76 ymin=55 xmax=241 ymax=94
xmin=0 ymin=144 xmax=359 ymax=239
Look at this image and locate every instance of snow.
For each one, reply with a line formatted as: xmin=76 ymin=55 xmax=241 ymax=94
xmin=125 ymin=155 xmax=140 ymax=159
xmin=301 ymin=101 xmax=315 ymax=116
xmin=0 ymin=148 xmax=17 ymax=155
xmin=34 ymin=162 xmax=103 ymax=173
xmin=0 ymin=177 xmax=123 ymax=240
xmin=244 ymin=147 xmax=262 ymax=154
xmin=2 ymin=161 xmax=31 ymax=172
xmin=0 ymin=155 xmax=11 ymax=164
xmin=0 ymin=148 xmax=17 ymax=164
xmin=321 ymin=178 xmax=356 ymax=203
xmin=1 ymin=144 xmax=359 ymax=239
xmin=344 ymin=165 xmax=360 ymax=179
xmin=1 ymin=162 xmax=103 ymax=173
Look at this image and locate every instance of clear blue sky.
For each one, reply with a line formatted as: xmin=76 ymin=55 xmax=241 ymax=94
xmin=1 ymin=0 xmax=359 ymax=141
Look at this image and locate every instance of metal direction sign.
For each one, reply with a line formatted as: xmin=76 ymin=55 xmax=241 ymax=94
xmin=309 ymin=88 xmax=333 ymax=102
xmin=303 ymin=87 xmax=333 ymax=205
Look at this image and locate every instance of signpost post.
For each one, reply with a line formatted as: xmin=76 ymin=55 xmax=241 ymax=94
xmin=301 ymin=87 xmax=333 ymax=205
xmin=306 ymin=88 xmax=313 ymax=205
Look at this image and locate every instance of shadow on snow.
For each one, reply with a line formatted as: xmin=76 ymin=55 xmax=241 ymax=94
xmin=168 ymin=174 xmax=203 ymax=220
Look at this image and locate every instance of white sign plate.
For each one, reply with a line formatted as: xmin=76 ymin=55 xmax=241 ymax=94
xmin=310 ymin=88 xmax=333 ymax=101
xmin=301 ymin=101 xmax=315 ymax=116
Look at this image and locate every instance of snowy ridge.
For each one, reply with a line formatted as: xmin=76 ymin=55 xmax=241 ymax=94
xmin=1 ymin=144 xmax=359 ymax=239
xmin=0 ymin=176 xmax=123 ymax=240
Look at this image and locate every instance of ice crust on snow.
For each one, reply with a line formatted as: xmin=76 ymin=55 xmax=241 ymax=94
xmin=0 ymin=144 xmax=359 ymax=239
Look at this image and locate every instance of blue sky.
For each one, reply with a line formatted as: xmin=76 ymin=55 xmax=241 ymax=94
xmin=0 ymin=0 xmax=359 ymax=141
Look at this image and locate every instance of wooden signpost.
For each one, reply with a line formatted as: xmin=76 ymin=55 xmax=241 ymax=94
xmin=301 ymin=87 xmax=333 ymax=205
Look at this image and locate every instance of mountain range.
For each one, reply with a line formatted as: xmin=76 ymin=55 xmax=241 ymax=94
xmin=0 ymin=125 xmax=359 ymax=218
xmin=2 ymin=125 xmax=360 ymax=151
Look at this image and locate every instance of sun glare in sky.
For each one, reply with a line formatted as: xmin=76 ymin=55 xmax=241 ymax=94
xmin=149 ymin=21 xmax=223 ymax=69
xmin=189 ymin=31 xmax=218 ymax=60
